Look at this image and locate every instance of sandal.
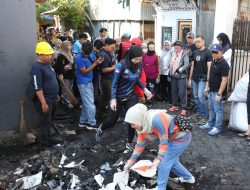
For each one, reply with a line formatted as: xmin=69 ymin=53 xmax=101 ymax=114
xmin=238 ymin=133 xmax=249 ymax=138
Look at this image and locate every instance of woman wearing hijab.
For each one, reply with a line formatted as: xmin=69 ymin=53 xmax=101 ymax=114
xmin=53 ymin=39 xmax=62 ymax=59
xmin=168 ymin=40 xmax=189 ymax=116
xmin=95 ymin=46 xmax=152 ymax=151
xmin=160 ymin=40 xmax=173 ymax=103
xmin=217 ymin=33 xmax=233 ymax=67
xmin=142 ymin=41 xmax=160 ymax=100
xmin=123 ymin=103 xmax=195 ymax=189
xmin=55 ymin=40 xmax=75 ymax=108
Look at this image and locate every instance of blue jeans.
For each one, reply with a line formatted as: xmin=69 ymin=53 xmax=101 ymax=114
xmin=208 ymin=92 xmax=223 ymax=130
xmin=157 ymin=133 xmax=192 ymax=189
xmin=192 ymin=80 xmax=207 ymax=118
xmin=78 ymin=83 xmax=96 ymax=126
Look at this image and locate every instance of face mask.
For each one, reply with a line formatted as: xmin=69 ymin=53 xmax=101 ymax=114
xmin=142 ymin=48 xmax=147 ymax=53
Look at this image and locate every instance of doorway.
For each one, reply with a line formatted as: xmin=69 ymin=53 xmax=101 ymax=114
xmin=178 ymin=21 xmax=192 ymax=43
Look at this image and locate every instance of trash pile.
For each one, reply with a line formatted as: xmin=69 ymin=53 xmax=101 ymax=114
xmin=0 ymin=120 xmax=164 ymax=190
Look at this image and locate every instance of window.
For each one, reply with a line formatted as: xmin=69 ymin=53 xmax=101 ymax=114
xmin=162 ymin=27 xmax=172 ymax=46
xmin=238 ymin=0 xmax=250 ymax=20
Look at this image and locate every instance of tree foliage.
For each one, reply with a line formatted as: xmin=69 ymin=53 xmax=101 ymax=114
xmin=36 ymin=0 xmax=89 ymax=30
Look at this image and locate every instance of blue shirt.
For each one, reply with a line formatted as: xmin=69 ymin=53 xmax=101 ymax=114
xmin=75 ymin=53 xmax=97 ymax=85
xmin=111 ymin=60 xmax=144 ymax=100
xmin=31 ymin=61 xmax=59 ymax=101
xmin=71 ymin=40 xmax=82 ymax=54
xmin=99 ymin=49 xmax=115 ymax=80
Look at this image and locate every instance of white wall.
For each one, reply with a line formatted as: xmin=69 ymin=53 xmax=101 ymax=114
xmin=155 ymin=10 xmax=196 ymax=54
xmin=213 ymin=0 xmax=238 ymax=43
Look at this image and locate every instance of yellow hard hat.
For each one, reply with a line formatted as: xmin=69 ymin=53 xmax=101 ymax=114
xmin=35 ymin=41 xmax=54 ymax=55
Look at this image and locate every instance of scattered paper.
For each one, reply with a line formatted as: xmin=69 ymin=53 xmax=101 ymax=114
xmin=64 ymin=160 xmax=84 ymax=168
xmin=113 ymin=171 xmax=129 ymax=190
xmin=101 ymin=162 xmax=112 ymax=171
xmin=130 ymin=180 xmax=137 ymax=187
xmin=14 ymin=168 xmax=24 ymax=175
xmin=69 ymin=174 xmax=80 ymax=189
xmin=17 ymin=171 xmax=43 ymax=189
xmin=94 ymin=174 xmax=104 ymax=187
xmin=58 ymin=154 xmax=68 ymax=168
xmin=131 ymin=160 xmax=156 ymax=178
xmin=123 ymin=150 xmax=129 ymax=154
xmin=201 ymin=166 xmax=207 ymax=170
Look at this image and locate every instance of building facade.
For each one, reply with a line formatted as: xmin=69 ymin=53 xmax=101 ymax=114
xmin=88 ymin=0 xmax=156 ymax=41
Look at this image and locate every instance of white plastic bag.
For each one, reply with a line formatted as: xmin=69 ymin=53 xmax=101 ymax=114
xmin=228 ymin=72 xmax=249 ymax=102
xmin=228 ymin=102 xmax=248 ymax=132
xmin=131 ymin=160 xmax=156 ymax=178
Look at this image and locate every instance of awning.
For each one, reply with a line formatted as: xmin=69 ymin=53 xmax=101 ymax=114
xmin=151 ymin=0 xmax=198 ymax=11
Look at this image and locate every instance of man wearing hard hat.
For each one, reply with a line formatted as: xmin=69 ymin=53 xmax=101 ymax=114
xmin=31 ymin=41 xmax=59 ymax=148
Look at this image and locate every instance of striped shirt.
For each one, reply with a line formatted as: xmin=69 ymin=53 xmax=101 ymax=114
xmin=130 ymin=113 xmax=179 ymax=161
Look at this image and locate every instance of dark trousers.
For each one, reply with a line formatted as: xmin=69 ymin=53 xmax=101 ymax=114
xmin=101 ymin=95 xmax=138 ymax=143
xmin=247 ymin=91 xmax=250 ymax=125
xmin=171 ymin=78 xmax=187 ymax=109
xmin=160 ymin=75 xmax=172 ymax=103
xmin=98 ymin=79 xmax=113 ymax=118
xmin=35 ymin=100 xmax=57 ymax=145
xmin=93 ymin=72 xmax=100 ymax=103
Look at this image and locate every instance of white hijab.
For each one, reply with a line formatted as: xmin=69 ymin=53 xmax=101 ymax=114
xmin=124 ymin=103 xmax=168 ymax=134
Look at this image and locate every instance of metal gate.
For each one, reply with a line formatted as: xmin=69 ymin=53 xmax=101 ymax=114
xmin=229 ymin=19 xmax=250 ymax=91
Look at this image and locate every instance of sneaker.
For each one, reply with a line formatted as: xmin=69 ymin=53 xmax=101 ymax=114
xmin=174 ymin=176 xmax=195 ymax=184
xmin=95 ymin=124 xmax=103 ymax=142
xmin=197 ymin=118 xmax=207 ymax=125
xmin=181 ymin=109 xmax=187 ymax=116
xmin=126 ymin=143 xmax=134 ymax=151
xmin=85 ymin=124 xmax=98 ymax=130
xmin=208 ymin=127 xmax=221 ymax=136
xmin=169 ymin=106 xmax=178 ymax=111
xmin=78 ymin=123 xmax=88 ymax=128
xmin=199 ymin=123 xmax=212 ymax=129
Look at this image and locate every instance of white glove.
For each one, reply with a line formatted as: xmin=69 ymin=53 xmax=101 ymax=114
xmin=110 ymin=99 xmax=117 ymax=111
xmin=152 ymin=158 xmax=160 ymax=169
xmin=215 ymin=94 xmax=222 ymax=102
xmin=144 ymin=88 xmax=152 ymax=100
xmin=124 ymin=159 xmax=135 ymax=173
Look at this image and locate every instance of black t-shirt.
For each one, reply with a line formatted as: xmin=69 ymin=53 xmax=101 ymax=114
xmin=192 ymin=48 xmax=213 ymax=81
xmin=184 ymin=43 xmax=196 ymax=63
xmin=209 ymin=58 xmax=229 ymax=95
xmin=99 ymin=49 xmax=116 ymax=80
xmin=55 ymin=54 xmax=75 ymax=79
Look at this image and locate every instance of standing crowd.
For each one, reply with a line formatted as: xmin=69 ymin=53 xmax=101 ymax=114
xmin=31 ymin=26 xmax=250 ymax=189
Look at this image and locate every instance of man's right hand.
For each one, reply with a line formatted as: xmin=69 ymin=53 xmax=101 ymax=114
xmin=41 ymin=102 xmax=49 ymax=113
xmin=96 ymin=56 xmax=104 ymax=65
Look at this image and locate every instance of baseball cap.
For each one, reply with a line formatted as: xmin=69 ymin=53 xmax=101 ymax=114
xmin=173 ymin=40 xmax=183 ymax=46
xmin=186 ymin=32 xmax=194 ymax=38
xmin=211 ymin=44 xmax=223 ymax=52
xmin=122 ymin=32 xmax=131 ymax=39
xmin=131 ymin=38 xmax=142 ymax=46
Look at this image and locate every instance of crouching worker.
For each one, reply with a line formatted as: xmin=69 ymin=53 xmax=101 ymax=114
xmin=123 ymin=103 xmax=195 ymax=189
xmin=31 ymin=42 xmax=59 ymax=148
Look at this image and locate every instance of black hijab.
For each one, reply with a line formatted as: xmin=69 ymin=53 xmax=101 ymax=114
xmin=217 ymin=33 xmax=232 ymax=53
xmin=125 ymin=45 xmax=143 ymax=73
xmin=146 ymin=41 xmax=156 ymax=56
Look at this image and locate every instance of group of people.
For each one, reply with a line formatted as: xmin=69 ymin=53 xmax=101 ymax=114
xmin=30 ymin=26 xmax=239 ymax=189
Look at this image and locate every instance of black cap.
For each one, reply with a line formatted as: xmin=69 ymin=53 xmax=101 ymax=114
xmin=173 ymin=40 xmax=183 ymax=46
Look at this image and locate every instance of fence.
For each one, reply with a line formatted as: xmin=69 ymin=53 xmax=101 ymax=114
xmin=229 ymin=19 xmax=250 ymax=92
